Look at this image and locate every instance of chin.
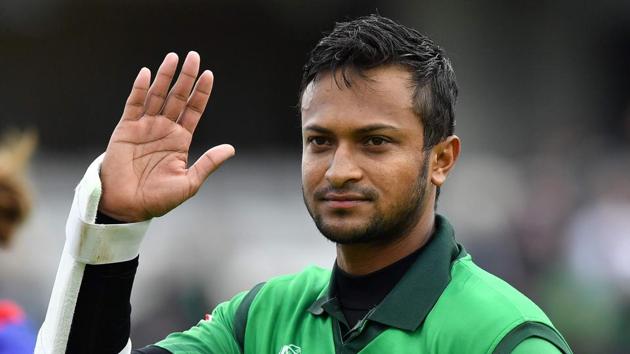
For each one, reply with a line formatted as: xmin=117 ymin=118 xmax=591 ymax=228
xmin=315 ymin=219 xmax=375 ymax=245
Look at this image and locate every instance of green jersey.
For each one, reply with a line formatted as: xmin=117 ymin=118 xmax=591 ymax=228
xmin=156 ymin=216 xmax=572 ymax=354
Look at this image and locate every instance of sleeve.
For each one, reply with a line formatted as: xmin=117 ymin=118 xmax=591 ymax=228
xmin=492 ymin=321 xmax=573 ymax=354
xmin=132 ymin=346 xmax=172 ymax=354
xmin=153 ymin=291 xmax=248 ymax=354
xmin=35 ymin=154 xmax=151 ymax=354
xmin=511 ymin=338 xmax=563 ymax=354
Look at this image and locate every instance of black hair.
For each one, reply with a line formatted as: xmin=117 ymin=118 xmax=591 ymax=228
xmin=299 ymin=14 xmax=458 ymax=150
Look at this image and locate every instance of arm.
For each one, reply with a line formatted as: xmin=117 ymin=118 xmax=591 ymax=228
xmin=35 ymin=155 xmax=149 ymax=354
xmin=511 ymin=338 xmax=563 ymax=354
xmin=35 ymin=52 xmax=235 ymax=354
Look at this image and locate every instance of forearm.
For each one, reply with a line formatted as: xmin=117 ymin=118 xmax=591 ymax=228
xmin=37 ymin=52 xmax=232 ymax=354
xmin=66 ymin=257 xmax=137 ymax=353
xmin=35 ymin=155 xmax=150 ymax=354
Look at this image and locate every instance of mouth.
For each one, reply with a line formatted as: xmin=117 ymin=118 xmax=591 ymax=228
xmin=320 ymin=193 xmax=371 ymax=209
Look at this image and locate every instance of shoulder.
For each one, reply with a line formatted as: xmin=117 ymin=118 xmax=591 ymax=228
xmin=424 ymin=255 xmax=562 ymax=353
xmin=257 ymin=265 xmax=331 ymax=300
xmin=216 ymin=265 xmax=331 ymax=315
xmin=443 ymin=254 xmax=551 ymax=322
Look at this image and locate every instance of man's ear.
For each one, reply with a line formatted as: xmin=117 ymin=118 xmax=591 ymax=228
xmin=430 ymin=135 xmax=460 ymax=187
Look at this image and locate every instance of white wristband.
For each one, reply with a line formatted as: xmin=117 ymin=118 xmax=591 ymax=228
xmin=65 ymin=153 xmax=150 ymax=264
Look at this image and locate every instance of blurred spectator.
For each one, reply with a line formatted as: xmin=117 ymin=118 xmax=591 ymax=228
xmin=0 ymin=130 xmax=37 ymax=354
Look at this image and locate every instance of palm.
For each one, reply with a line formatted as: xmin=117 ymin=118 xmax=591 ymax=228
xmin=99 ymin=52 xmax=234 ymax=222
xmin=107 ymin=116 xmax=194 ymax=217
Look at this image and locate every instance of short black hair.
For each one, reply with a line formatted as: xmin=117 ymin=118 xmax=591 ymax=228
xmin=299 ymin=14 xmax=458 ymax=150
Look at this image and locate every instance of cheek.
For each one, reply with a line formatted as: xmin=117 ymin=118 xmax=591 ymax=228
xmin=370 ymin=158 xmax=424 ymax=201
xmin=301 ymin=158 xmax=325 ymax=193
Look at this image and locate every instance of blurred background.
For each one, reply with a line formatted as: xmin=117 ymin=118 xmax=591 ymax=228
xmin=2 ymin=0 xmax=630 ymax=352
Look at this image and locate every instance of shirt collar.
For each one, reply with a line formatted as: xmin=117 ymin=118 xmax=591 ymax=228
xmin=307 ymin=214 xmax=463 ymax=331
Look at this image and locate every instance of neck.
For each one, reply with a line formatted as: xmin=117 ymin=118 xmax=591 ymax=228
xmin=336 ymin=209 xmax=435 ymax=276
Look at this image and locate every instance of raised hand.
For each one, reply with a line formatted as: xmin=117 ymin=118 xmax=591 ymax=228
xmin=98 ymin=52 xmax=235 ymax=222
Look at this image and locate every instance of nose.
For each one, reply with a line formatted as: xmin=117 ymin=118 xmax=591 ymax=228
xmin=325 ymin=144 xmax=363 ymax=188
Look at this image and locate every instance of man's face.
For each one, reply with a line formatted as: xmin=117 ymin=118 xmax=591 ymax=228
xmin=301 ymin=65 xmax=433 ymax=245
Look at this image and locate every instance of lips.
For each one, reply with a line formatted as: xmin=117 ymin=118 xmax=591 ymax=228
xmin=311 ymin=186 xmax=377 ymax=210
xmin=322 ymin=193 xmax=369 ymax=201
xmin=320 ymin=193 xmax=371 ymax=209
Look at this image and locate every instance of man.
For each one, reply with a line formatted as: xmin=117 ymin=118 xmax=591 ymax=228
xmin=35 ymin=15 xmax=572 ymax=353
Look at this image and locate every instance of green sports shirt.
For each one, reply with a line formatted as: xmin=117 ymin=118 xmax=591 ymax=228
xmin=156 ymin=216 xmax=572 ymax=354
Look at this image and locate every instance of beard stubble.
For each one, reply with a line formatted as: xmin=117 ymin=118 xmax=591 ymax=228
xmin=303 ymin=153 xmax=430 ymax=246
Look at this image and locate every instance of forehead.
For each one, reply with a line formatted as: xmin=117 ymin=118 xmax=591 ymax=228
xmin=300 ymin=66 xmax=420 ymax=130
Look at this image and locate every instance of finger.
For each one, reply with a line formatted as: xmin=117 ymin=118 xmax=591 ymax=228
xmin=162 ymin=51 xmax=200 ymax=121
xmin=177 ymin=70 xmax=214 ymax=134
xmin=121 ymin=67 xmax=150 ymax=121
xmin=187 ymin=144 xmax=235 ymax=191
xmin=144 ymin=53 xmax=179 ymax=116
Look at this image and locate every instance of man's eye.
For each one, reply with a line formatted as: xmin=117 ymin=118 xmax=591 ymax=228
xmin=365 ymin=137 xmax=389 ymax=146
xmin=308 ymin=136 xmax=330 ymax=145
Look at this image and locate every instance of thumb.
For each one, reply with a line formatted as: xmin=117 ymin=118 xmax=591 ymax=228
xmin=188 ymin=144 xmax=236 ymax=190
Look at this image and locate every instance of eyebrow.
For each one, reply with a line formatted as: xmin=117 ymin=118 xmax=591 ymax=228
xmin=303 ymin=123 xmax=400 ymax=135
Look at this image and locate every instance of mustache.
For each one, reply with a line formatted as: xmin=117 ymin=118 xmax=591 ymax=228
xmin=313 ymin=185 xmax=379 ymax=201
